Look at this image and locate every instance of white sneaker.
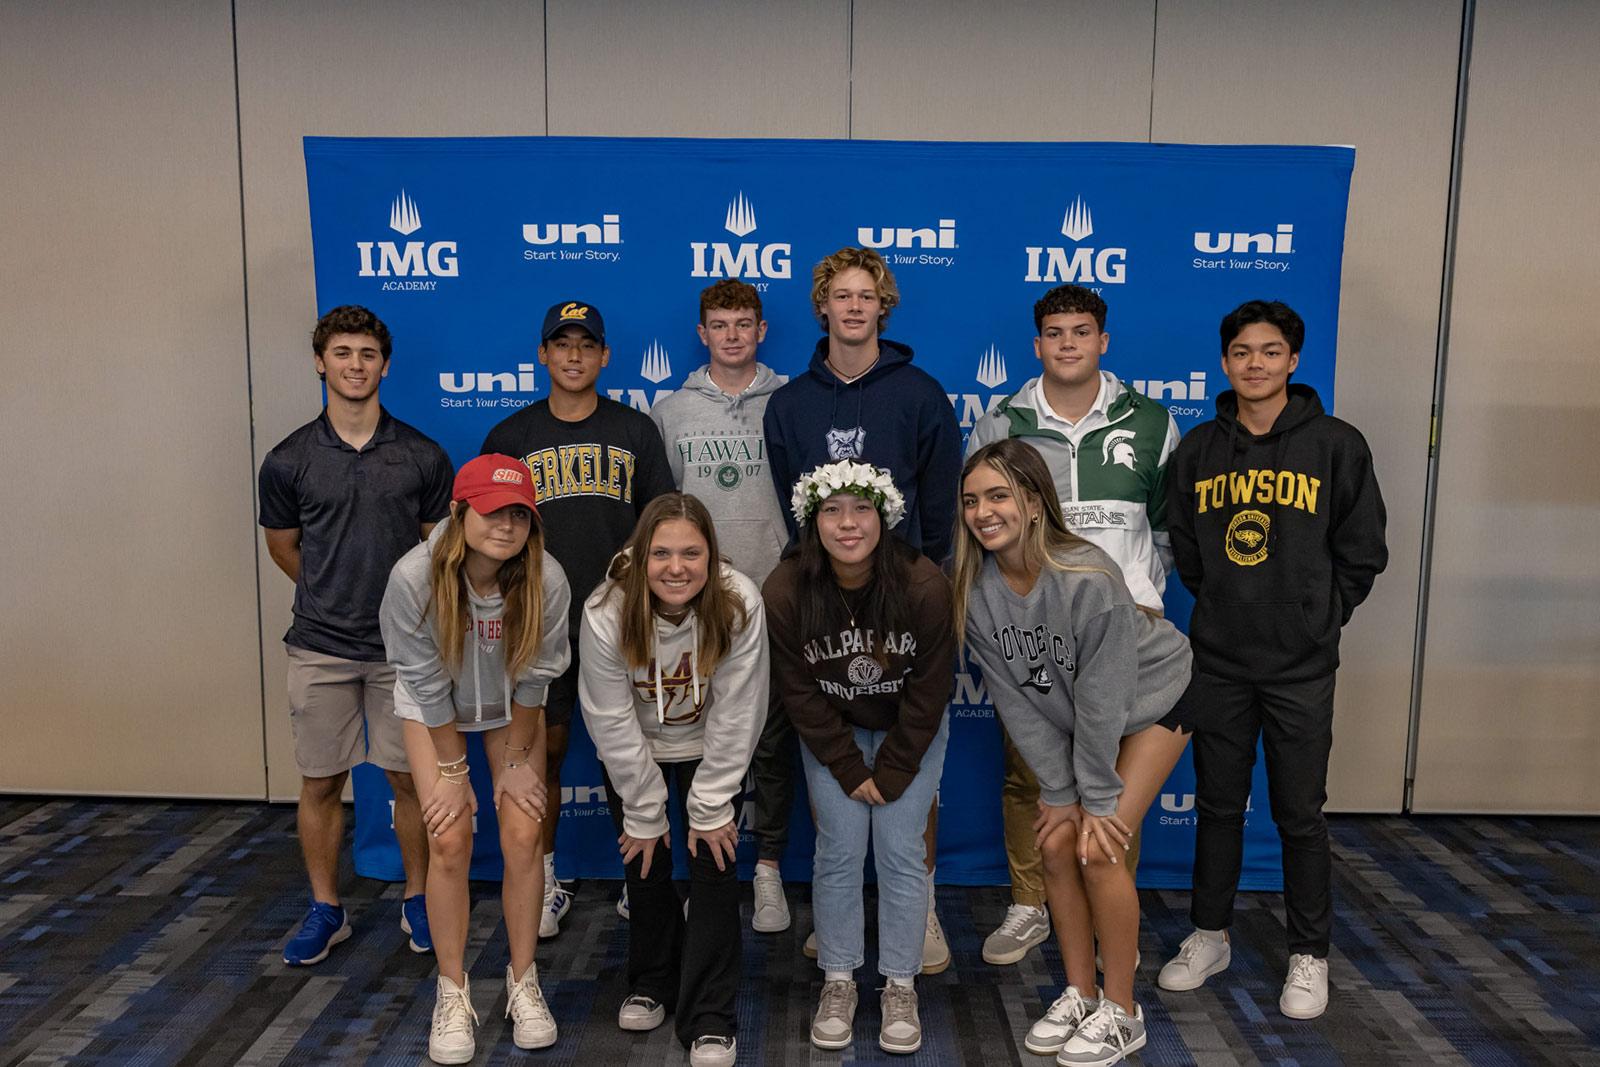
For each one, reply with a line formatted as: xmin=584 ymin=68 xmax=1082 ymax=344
xmin=803 ymin=929 xmax=818 ymax=959
xmin=810 ymin=979 xmax=857 ymax=1050
xmin=1025 ymin=984 xmax=1097 ymax=1055
xmin=878 ymin=983 xmax=921 ymax=1055
xmin=1279 ymin=953 xmax=1329 ymax=1019
xmin=752 ymin=864 xmax=791 ymax=933
xmin=983 ymin=903 xmax=1050 ymax=965
xmin=505 ymin=962 xmax=557 ymax=1049
xmin=617 ymin=884 xmax=630 ymax=920
xmin=617 ymin=993 xmax=665 ymax=1031
xmin=428 ymin=974 xmax=479 ymax=1065
xmin=1157 ymin=929 xmax=1231 ymax=991
xmin=921 ymin=906 xmax=951 ymax=974
xmin=689 ymin=1034 xmax=737 ymax=1066
xmin=1056 ymin=1000 xmax=1145 ymax=1066
xmin=540 ymin=879 xmax=572 ymax=938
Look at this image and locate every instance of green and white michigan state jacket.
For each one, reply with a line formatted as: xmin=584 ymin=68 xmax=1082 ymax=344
xmin=967 ymin=371 xmax=1179 ymax=611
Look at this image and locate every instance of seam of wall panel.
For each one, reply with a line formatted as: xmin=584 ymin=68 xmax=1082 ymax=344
xmin=1404 ymin=0 xmax=1476 ymax=813
xmin=543 ymin=0 xmax=550 ymax=135
xmin=1147 ymin=0 xmax=1158 ymax=141
xmin=230 ymin=0 xmax=271 ymax=802
xmin=847 ymin=0 xmax=854 ymax=138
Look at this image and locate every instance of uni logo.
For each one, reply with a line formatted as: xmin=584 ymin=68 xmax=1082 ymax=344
xmin=640 ymin=340 xmax=672 ymax=384
xmin=857 ymin=219 xmax=957 ymax=250
xmin=1161 ymin=792 xmax=1256 ymax=813
xmin=1023 ymin=195 xmax=1127 ymax=286
xmin=492 ymin=468 xmax=524 ymax=484
xmin=357 ymin=189 xmax=460 ymax=278
xmin=440 ymin=363 xmax=538 ymax=395
xmin=523 ymin=213 xmax=622 ymax=245
xmin=1194 ymin=224 xmax=1294 ymax=255
xmin=690 ymin=192 xmax=793 ymax=282
xmin=975 ymin=344 xmax=1008 ymax=390
xmin=1130 ymin=371 xmax=1208 ymax=402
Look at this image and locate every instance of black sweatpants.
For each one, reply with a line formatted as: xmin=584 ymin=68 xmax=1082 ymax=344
xmin=750 ymin=686 xmax=797 ymax=862
xmin=1189 ymin=671 xmax=1337 ymax=957
xmin=601 ymin=759 xmax=742 ymax=1046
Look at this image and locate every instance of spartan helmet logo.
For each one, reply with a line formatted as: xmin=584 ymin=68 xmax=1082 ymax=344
xmin=826 ymin=426 xmax=866 ymax=460
xmin=1101 ymin=428 xmax=1137 ymax=470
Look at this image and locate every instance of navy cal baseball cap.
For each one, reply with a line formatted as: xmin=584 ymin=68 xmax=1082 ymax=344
xmin=540 ymin=299 xmax=606 ymax=345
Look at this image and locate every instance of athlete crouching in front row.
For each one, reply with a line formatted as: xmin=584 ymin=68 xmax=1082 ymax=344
xmin=955 ymin=439 xmax=1195 ymax=1067
xmin=579 ymin=492 xmax=769 ymax=1067
xmin=380 ymin=455 xmax=572 ymax=1064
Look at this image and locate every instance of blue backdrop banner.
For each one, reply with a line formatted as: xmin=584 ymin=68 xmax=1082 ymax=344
xmin=306 ymin=136 xmax=1354 ymax=891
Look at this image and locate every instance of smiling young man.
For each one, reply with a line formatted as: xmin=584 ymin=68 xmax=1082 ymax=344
xmin=763 ymin=246 xmax=963 ymax=973
xmin=1158 ymin=300 xmax=1387 ymax=1020
xmin=649 ymin=280 xmax=793 ymax=935
xmin=259 ymin=305 xmax=453 ymax=966
xmin=965 ymin=284 xmax=1180 ymax=967
xmin=480 ymin=299 xmax=674 ymax=937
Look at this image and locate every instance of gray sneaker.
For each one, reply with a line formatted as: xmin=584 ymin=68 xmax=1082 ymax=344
xmin=1056 ymin=1000 xmax=1145 ymax=1066
xmin=616 ymin=993 xmax=665 ymax=1031
xmin=752 ymin=864 xmax=791 ymax=933
xmin=878 ymin=983 xmax=922 ymax=1055
xmin=689 ymin=1034 xmax=738 ymax=1066
xmin=810 ymin=979 xmax=857 ymax=1050
xmin=983 ymin=903 xmax=1050 ymax=965
xmin=1025 ymin=984 xmax=1097 ymax=1055
xmin=921 ymin=908 xmax=951 ymax=974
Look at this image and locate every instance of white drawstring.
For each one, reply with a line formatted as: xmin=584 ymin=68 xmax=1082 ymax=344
xmin=469 ymin=601 xmax=483 ymax=724
xmin=652 ymin=609 xmax=703 ymax=724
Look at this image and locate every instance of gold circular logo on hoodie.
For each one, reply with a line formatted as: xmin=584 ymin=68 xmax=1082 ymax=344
xmin=1226 ymin=510 xmax=1271 ymax=566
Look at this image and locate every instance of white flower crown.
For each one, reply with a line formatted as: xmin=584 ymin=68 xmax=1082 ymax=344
xmin=790 ymin=460 xmax=907 ymax=529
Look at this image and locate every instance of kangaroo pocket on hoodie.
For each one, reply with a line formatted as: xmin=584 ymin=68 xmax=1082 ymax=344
xmin=1192 ymin=597 xmax=1332 ymax=681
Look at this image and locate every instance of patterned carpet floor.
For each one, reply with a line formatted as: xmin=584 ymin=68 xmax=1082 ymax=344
xmin=0 ymin=799 xmax=1596 ymax=1065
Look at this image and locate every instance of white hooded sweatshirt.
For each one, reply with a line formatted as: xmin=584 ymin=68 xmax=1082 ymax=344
xmin=578 ymin=561 xmax=768 ymax=840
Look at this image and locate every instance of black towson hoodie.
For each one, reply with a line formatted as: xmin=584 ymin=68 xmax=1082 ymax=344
xmin=1167 ymin=384 xmax=1388 ymax=683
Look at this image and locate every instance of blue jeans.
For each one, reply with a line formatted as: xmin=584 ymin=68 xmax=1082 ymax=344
xmin=801 ymin=717 xmax=949 ymax=980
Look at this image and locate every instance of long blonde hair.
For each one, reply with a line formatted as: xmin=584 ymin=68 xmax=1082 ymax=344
xmin=951 ymin=439 xmax=1122 ymax=644
xmin=428 ymin=501 xmax=546 ymax=679
xmin=602 ymin=493 xmax=749 ymax=673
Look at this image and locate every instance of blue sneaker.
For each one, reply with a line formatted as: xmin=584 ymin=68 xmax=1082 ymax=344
xmin=401 ymin=894 xmax=432 ymax=954
xmin=284 ymin=901 xmax=350 ymax=965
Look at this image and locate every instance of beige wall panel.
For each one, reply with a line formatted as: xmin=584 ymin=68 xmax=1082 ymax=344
xmin=235 ymin=2 xmax=545 ymax=799
xmin=1412 ymin=1 xmax=1600 ymax=813
xmin=0 ymin=3 xmax=261 ymax=796
xmin=1151 ymin=1 xmax=1463 ymax=811
xmin=851 ymin=1 xmax=1154 ymax=139
xmin=546 ymin=0 xmax=849 ymax=137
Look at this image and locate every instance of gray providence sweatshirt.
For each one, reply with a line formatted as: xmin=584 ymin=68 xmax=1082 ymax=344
xmin=963 ymin=542 xmax=1192 ymax=815
xmin=649 ymin=364 xmax=787 ymax=585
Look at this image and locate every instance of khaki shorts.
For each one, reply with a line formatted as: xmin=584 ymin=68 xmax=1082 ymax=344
xmin=286 ymin=645 xmax=409 ymax=777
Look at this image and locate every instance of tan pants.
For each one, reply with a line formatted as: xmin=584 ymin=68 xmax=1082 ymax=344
xmin=1001 ymin=724 xmax=1141 ymax=908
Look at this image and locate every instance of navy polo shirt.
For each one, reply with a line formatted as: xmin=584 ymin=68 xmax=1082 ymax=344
xmin=259 ymin=408 xmax=453 ymax=662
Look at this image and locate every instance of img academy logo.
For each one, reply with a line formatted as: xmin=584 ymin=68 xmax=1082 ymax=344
xmin=605 ymin=341 xmax=674 ymax=415
xmin=1023 ymin=195 xmax=1127 ymax=288
xmin=357 ymin=189 xmax=459 ymax=289
xmin=689 ymin=191 xmax=793 ymax=289
xmin=947 ymin=344 xmax=1009 ymax=432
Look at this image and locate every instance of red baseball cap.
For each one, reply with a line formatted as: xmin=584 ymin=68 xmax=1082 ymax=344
xmin=453 ymin=454 xmax=539 ymax=516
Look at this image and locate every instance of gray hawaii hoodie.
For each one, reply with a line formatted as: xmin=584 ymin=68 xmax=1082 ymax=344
xmin=380 ymin=517 xmax=572 ymax=732
xmin=650 ymin=363 xmax=788 ymax=585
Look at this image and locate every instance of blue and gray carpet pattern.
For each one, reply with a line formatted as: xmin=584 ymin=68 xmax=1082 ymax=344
xmin=1 ymin=800 xmax=1596 ymax=1065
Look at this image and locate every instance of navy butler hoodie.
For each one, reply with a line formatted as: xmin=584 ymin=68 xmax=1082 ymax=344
xmin=1167 ymin=384 xmax=1387 ymax=683
xmin=763 ymin=337 xmax=963 ymax=563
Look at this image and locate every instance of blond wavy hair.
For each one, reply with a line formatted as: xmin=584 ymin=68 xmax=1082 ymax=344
xmin=810 ymin=246 xmax=900 ymax=334
xmin=427 ymin=501 xmax=546 ymax=680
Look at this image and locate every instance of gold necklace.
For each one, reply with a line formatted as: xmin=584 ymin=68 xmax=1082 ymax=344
xmin=837 ymin=585 xmax=858 ymax=629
